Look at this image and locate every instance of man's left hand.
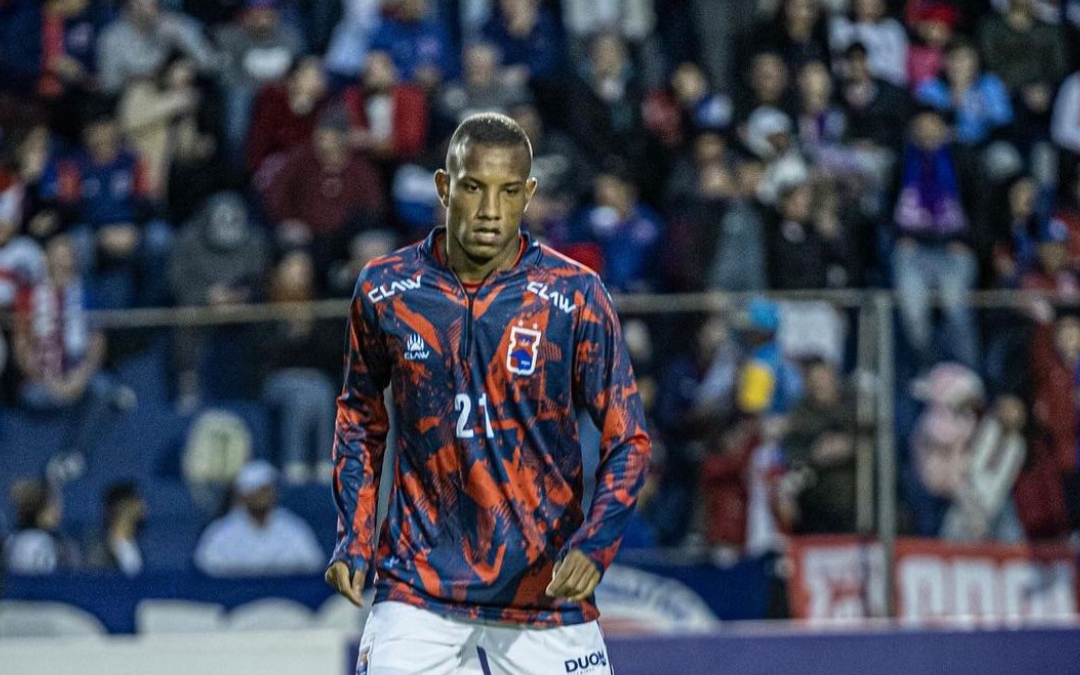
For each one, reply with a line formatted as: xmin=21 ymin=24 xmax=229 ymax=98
xmin=545 ymin=549 xmax=601 ymax=602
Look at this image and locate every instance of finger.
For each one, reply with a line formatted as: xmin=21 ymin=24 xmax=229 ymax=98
xmin=566 ymin=571 xmax=601 ymax=602
xmin=351 ymin=570 xmax=366 ymax=603
xmin=562 ymin=560 xmax=594 ymax=596
xmin=326 ymin=564 xmax=364 ymax=607
xmin=546 ymin=558 xmax=574 ymax=596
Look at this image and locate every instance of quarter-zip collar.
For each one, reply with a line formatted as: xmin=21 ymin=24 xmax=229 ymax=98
xmin=419 ymin=227 xmax=541 ymax=283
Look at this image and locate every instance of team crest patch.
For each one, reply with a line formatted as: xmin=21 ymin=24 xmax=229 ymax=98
xmin=507 ymin=324 xmax=541 ymax=376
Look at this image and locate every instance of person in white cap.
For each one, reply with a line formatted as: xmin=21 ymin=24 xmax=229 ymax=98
xmin=193 ymin=459 xmax=325 ymax=576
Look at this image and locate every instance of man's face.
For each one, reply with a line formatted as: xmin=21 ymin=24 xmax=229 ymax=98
xmin=243 ymin=485 xmax=277 ymax=521
xmin=314 ymin=127 xmax=347 ymax=166
xmin=751 ymin=54 xmax=788 ymax=103
xmin=45 ymin=235 xmax=77 ymax=282
xmin=85 ymin=120 xmax=120 ymax=161
xmin=436 ymin=142 xmax=536 ymax=269
xmin=912 ymin=111 xmax=946 ymax=151
xmin=363 ymin=51 xmax=396 ymax=90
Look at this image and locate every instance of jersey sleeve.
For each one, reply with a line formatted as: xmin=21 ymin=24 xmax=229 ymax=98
xmin=330 ymin=270 xmax=392 ymax=577
xmin=567 ymin=275 xmax=651 ymax=574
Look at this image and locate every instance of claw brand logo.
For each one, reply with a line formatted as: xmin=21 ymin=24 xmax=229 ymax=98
xmin=368 ymin=274 xmax=422 ymax=302
xmin=564 ymin=650 xmax=608 ymax=673
xmin=507 ymin=324 xmax=541 ymax=376
xmin=405 ymin=333 xmax=430 ymax=361
xmin=527 ymin=281 xmax=577 ymax=314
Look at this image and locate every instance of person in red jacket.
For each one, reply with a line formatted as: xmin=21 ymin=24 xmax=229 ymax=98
xmin=245 ymin=55 xmax=328 ymax=178
xmin=259 ymin=105 xmax=385 ymax=290
xmin=340 ymin=50 xmax=428 ymax=163
xmin=1016 ymin=314 xmax=1080 ymax=539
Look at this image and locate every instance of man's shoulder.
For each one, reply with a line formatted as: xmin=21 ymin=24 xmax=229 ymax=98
xmin=533 ymin=243 xmax=601 ymax=283
xmin=358 ymin=242 xmax=424 ymax=284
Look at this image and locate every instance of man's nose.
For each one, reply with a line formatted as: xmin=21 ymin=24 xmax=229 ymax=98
xmin=478 ymin=189 xmax=500 ymax=220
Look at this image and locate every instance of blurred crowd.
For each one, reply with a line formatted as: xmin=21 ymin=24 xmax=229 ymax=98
xmin=2 ymin=0 xmax=1080 ymax=587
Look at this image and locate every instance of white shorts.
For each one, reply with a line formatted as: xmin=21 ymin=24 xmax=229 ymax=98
xmin=356 ymin=601 xmax=612 ymax=675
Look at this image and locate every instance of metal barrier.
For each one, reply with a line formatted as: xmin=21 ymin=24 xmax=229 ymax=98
xmin=3 ymin=287 xmax=1078 ymax=618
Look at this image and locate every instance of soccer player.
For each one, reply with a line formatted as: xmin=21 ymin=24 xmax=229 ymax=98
xmin=325 ymin=112 xmax=651 ymax=674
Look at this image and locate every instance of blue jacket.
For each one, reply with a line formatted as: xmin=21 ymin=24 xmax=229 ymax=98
xmin=916 ymin=74 xmax=1013 ymax=145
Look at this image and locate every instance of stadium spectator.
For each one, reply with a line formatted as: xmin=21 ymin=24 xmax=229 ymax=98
xmin=260 ymin=251 xmax=340 ymax=484
xmin=481 ymin=0 xmax=564 ymax=82
xmin=892 ymin=107 xmax=978 ymax=369
xmin=214 ymin=0 xmax=305 ymax=161
xmin=42 ymin=110 xmax=172 ymax=309
xmin=666 ymin=61 xmax=734 ymax=142
xmin=1021 ymin=218 xmax=1080 ymax=297
xmin=0 ymin=0 xmax=104 ymax=141
xmin=905 ymin=2 xmax=958 ymax=92
xmin=740 ymin=0 xmax=832 ymax=81
xmin=839 ymin=41 xmax=912 ymax=151
xmin=1053 ymin=161 xmax=1080 ymax=266
xmin=1019 ymin=314 xmax=1080 ymax=538
xmin=564 ymin=33 xmax=646 ymax=167
xmin=2 ymin=477 xmax=79 ymax=574
xmin=246 ymin=55 xmax=328 ymax=177
xmin=766 ymin=177 xmax=833 ymax=289
xmin=781 ymin=357 xmax=858 ymax=534
xmin=368 ymin=0 xmax=452 ymax=91
xmin=509 ymin=102 xmax=595 ymax=205
xmin=561 ymin=0 xmax=656 ymax=72
xmin=916 ymin=38 xmax=1013 ymax=147
xmin=571 ymin=160 xmax=663 ymax=292
xmin=793 ymin=60 xmax=848 ymax=162
xmin=7 ymin=123 xmax=62 ymax=242
xmin=0 ymin=180 xmax=46 ymax=310
xmin=118 ymin=52 xmax=215 ymax=202
xmin=326 ymin=227 xmax=399 ymax=297
xmin=193 ymin=459 xmax=325 ymax=576
xmin=735 ymin=298 xmax=803 ymax=417
xmin=12 ymin=233 xmax=136 ymax=479
xmin=85 ymin=480 xmax=146 ymax=576
xmin=340 ymin=50 xmax=429 ymax=162
xmin=168 ymin=192 xmax=268 ymax=408
xmin=736 ymin=50 xmax=795 ymax=123
xmin=436 ymin=41 xmax=532 ymax=135
xmin=667 ymin=153 xmax=767 ymax=293
xmin=653 ymin=313 xmax=741 ymax=545
xmin=990 ymin=174 xmax=1041 ymax=289
xmin=743 ymin=106 xmax=809 ymax=207
xmin=939 ymin=395 xmax=1027 ymax=543
xmin=96 ymin=0 xmax=219 ymax=95
xmin=1051 ymin=68 xmax=1080 ymax=156
xmin=260 ymin=105 xmax=385 ymax=286
xmin=906 ymin=362 xmax=985 ymax=536
xmin=828 ymin=0 xmax=908 ymax=87
xmin=979 ymin=0 xmax=1067 ymax=103
xmin=322 ymin=0 xmax=381 ymax=80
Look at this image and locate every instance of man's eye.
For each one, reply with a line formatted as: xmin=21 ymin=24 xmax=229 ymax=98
xmin=465 ymin=184 xmax=479 ymax=193
xmin=506 ymin=188 xmax=520 ymax=195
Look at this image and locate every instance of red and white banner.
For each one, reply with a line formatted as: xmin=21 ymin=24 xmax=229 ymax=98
xmin=788 ymin=536 xmax=887 ymax=622
xmin=895 ymin=539 xmax=1076 ymax=625
xmin=789 ymin=537 xmax=1078 ymax=625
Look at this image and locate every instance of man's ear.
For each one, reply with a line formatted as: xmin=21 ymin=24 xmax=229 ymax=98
xmin=523 ymin=176 xmax=538 ymax=212
xmin=434 ymin=169 xmax=451 ymax=208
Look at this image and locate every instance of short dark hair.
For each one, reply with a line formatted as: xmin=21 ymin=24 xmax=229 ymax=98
xmin=445 ymin=112 xmax=532 ymax=174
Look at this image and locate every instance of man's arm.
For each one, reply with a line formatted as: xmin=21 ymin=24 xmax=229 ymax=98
xmin=557 ymin=276 xmax=650 ymax=586
xmin=326 ymin=272 xmax=391 ymax=604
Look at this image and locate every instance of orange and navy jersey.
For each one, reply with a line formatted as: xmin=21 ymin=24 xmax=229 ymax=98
xmin=331 ymin=227 xmax=650 ymax=627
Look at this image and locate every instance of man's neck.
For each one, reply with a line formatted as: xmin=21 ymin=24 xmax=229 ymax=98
xmin=444 ymin=233 xmax=523 ymax=284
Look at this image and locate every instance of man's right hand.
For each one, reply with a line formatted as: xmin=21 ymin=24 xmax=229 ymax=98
xmin=325 ymin=561 xmax=365 ymax=607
